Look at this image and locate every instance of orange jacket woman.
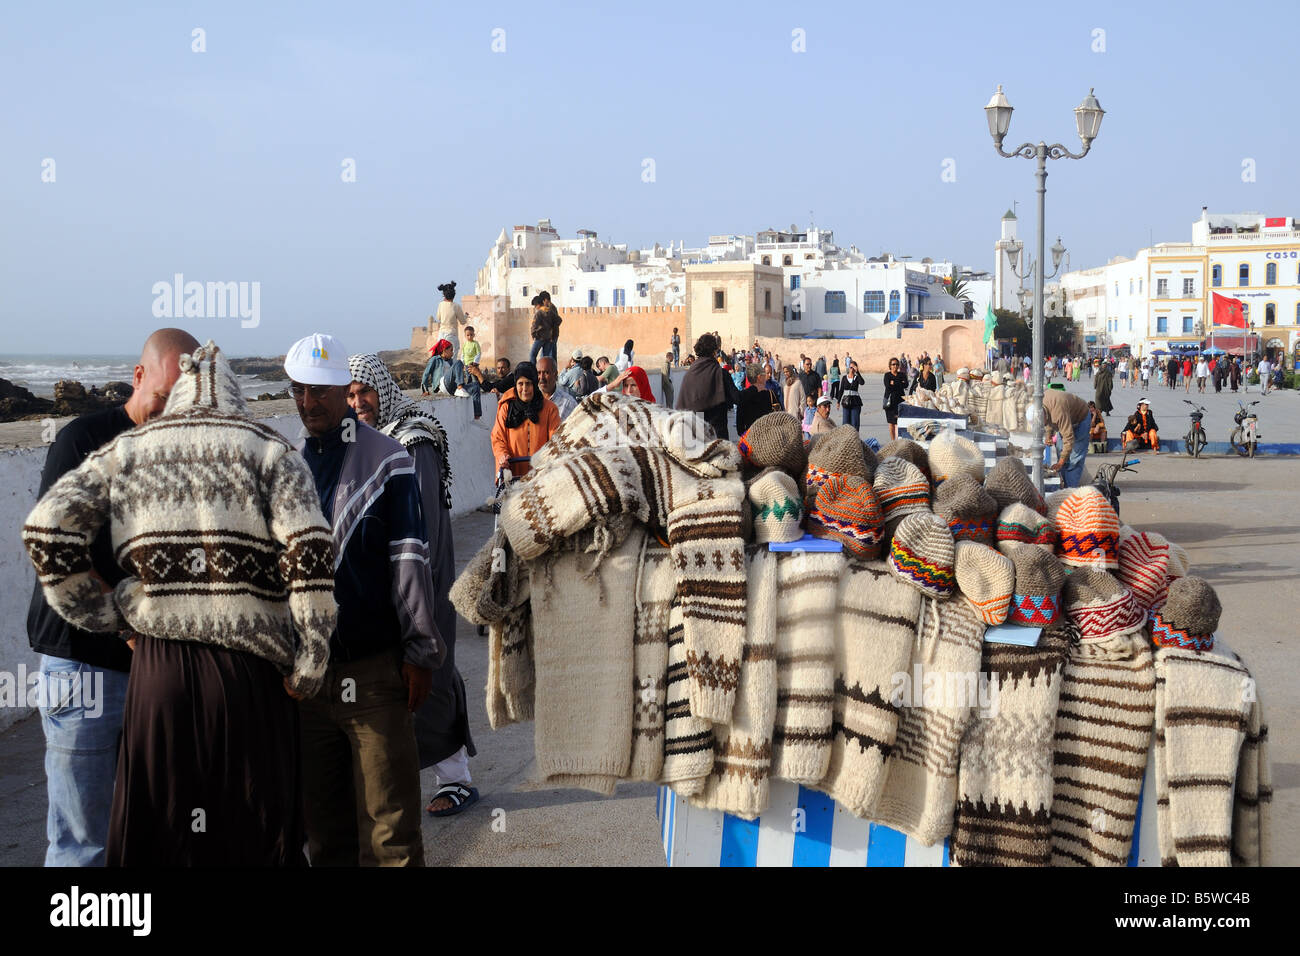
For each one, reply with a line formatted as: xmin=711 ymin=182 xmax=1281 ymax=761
xmin=491 ymin=361 xmax=560 ymax=478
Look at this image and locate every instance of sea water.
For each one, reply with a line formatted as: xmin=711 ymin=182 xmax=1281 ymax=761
xmin=0 ymin=354 xmax=280 ymax=399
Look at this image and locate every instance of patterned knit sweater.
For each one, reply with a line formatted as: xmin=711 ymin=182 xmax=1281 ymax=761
xmin=499 ymin=394 xmax=748 ymax=725
xmin=22 ymin=342 xmax=336 ymax=697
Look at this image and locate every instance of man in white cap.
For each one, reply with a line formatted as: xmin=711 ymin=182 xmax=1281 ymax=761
xmin=285 ymin=333 xmax=445 ymax=866
xmin=558 ymin=347 xmax=585 ymax=392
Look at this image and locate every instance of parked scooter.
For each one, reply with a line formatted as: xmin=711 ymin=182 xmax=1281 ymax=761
xmin=1182 ymin=400 xmax=1208 ymax=458
xmin=1093 ymin=458 xmax=1140 ymax=520
xmin=1230 ymin=401 xmax=1261 ymax=458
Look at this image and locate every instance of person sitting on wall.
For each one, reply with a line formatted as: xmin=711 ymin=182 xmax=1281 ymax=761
xmin=1088 ymin=400 xmax=1108 ymax=453
xmin=1121 ymin=398 xmax=1159 ymax=454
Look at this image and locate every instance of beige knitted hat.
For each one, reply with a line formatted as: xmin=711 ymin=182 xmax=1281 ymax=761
xmin=748 ymin=468 xmax=803 ymax=544
xmin=809 ymin=425 xmax=875 ymax=481
xmin=928 ymin=432 xmax=985 ymax=485
xmin=996 ymin=502 xmax=1056 ymax=555
xmin=954 ymin=541 xmax=1015 ymax=625
xmin=873 ymin=456 xmax=933 ymax=544
xmin=933 ymin=475 xmax=998 ymax=547
xmin=983 ymin=457 xmax=1047 ymax=515
xmin=1063 ymin=569 xmax=1145 ymax=643
xmin=737 ymin=412 xmax=806 ymax=483
xmin=878 ymin=438 xmax=931 ymax=480
xmin=1150 ymin=576 xmax=1220 ymax=652
xmin=1006 ymin=543 xmax=1067 ymax=626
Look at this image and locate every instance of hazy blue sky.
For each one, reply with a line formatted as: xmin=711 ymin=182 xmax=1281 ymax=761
xmin=2 ymin=1 xmax=1295 ymax=356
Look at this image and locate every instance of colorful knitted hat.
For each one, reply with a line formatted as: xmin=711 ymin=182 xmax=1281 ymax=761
xmin=928 ymin=432 xmax=985 ymax=485
xmin=878 ymin=438 xmax=931 ymax=481
xmin=738 ymin=412 xmax=806 ymax=483
xmin=1006 ymin=543 xmax=1067 ymax=626
xmin=873 ymin=457 xmax=931 ymax=522
xmin=1063 ymin=569 xmax=1146 ymax=643
xmin=808 ymin=474 xmax=883 ymax=560
xmin=1149 ymin=576 xmax=1221 ymax=652
xmin=954 ymin=541 xmax=1015 ymax=625
xmin=1116 ymin=526 xmax=1170 ymax=613
xmin=1054 ymin=487 xmax=1120 ymax=570
xmin=996 ymin=503 xmax=1056 ymax=554
xmin=748 ymin=468 xmax=803 ymax=545
xmin=934 ymin=475 xmax=998 ymax=546
xmin=983 ymin=457 xmax=1047 ymax=515
xmin=809 ymin=425 xmax=876 ymax=482
xmin=887 ymin=513 xmax=956 ymax=599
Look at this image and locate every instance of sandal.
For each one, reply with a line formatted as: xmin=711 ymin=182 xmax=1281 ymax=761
xmin=427 ymin=783 xmax=480 ymax=817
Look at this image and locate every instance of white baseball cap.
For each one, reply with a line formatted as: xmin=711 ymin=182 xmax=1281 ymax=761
xmin=817 ymin=394 xmax=833 ymax=406
xmin=284 ymin=333 xmax=351 ymax=386
xmin=571 ymin=347 xmax=584 ymax=360
xmin=1138 ymin=397 xmax=1151 ymax=406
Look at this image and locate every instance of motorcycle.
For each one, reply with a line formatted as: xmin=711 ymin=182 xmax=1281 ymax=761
xmin=1093 ymin=458 xmax=1140 ymax=520
xmin=1182 ymin=400 xmax=1207 ymax=458
xmin=1229 ymin=401 xmax=1261 ymax=458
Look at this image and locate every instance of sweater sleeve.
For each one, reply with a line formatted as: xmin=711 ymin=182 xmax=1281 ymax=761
xmin=22 ymin=449 xmax=126 ymax=635
xmin=384 ymin=468 xmax=446 ymax=671
xmin=491 ymin=398 xmax=512 ymax=465
xmin=266 ymin=451 xmax=338 ymax=698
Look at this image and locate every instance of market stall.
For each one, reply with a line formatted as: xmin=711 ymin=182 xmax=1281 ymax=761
xmin=450 ymin=395 xmax=1271 ymax=867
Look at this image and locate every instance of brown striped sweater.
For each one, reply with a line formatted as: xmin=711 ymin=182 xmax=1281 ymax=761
xmin=22 ymin=342 xmax=336 ymax=697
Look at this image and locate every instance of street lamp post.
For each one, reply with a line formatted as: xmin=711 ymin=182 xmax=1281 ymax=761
xmin=985 ymin=85 xmax=1104 ymax=491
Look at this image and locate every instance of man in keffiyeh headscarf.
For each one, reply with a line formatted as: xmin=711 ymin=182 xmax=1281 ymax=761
xmin=348 ymin=354 xmax=479 ymax=816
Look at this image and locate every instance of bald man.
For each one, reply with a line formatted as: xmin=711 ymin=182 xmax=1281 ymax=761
xmin=27 ymin=327 xmax=199 ymax=866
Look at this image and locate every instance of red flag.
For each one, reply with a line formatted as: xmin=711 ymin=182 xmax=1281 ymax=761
xmin=1264 ymin=217 xmax=1287 ymax=228
xmin=1212 ymin=292 xmax=1246 ymax=328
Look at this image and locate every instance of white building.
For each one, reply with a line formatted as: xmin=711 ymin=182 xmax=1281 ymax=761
xmin=1061 ymin=209 xmax=1300 ymax=362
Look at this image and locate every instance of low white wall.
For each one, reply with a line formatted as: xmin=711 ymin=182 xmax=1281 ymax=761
xmin=0 ymin=392 xmax=499 ymax=731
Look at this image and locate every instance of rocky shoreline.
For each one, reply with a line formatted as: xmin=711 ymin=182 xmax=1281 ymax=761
xmin=0 ymin=349 xmax=429 ymax=423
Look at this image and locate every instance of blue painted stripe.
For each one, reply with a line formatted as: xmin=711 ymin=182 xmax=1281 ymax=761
xmin=942 ymin=836 xmax=950 ymax=867
xmin=792 ymin=786 xmax=835 ymax=867
xmin=1128 ymin=774 xmax=1145 ymax=868
xmin=720 ymin=814 xmax=760 ymax=867
xmin=667 ymin=791 xmax=675 ymax=867
xmin=867 ymin=823 xmax=907 ymax=867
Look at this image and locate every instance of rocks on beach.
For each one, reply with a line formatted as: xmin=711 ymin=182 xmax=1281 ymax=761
xmin=0 ymin=378 xmax=135 ymax=422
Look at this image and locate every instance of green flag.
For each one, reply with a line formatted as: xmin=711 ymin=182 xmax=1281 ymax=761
xmin=983 ymin=303 xmax=997 ymax=346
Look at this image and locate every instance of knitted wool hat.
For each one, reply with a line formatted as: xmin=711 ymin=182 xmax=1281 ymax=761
xmin=1054 ymin=487 xmax=1120 ymax=570
xmin=737 ymin=412 xmax=806 ymax=483
xmin=933 ymin=475 xmax=998 ymax=546
xmin=928 ymin=432 xmax=986 ymax=485
xmin=878 ymin=438 xmax=931 ymax=480
xmin=748 ymin=468 xmax=803 ymax=544
xmin=1006 ymin=543 xmax=1067 ymax=626
xmin=887 ymin=513 xmax=956 ymax=599
xmin=807 ymin=474 xmax=883 ymax=560
xmin=983 ymin=457 xmax=1047 ymax=515
xmin=954 ymin=541 xmax=1015 ymax=625
xmin=1150 ymin=577 xmax=1221 ymax=652
xmin=873 ymin=457 xmax=932 ymax=524
xmin=1116 ymin=526 xmax=1170 ymax=613
xmin=1062 ymin=569 xmax=1145 ymax=643
xmin=808 ymin=425 xmax=876 ymax=481
xmin=996 ymin=502 xmax=1056 ymax=554
xmin=1166 ymin=542 xmax=1191 ymax=579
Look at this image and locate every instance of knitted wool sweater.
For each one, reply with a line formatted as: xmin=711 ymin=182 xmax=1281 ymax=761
xmin=1048 ymin=629 xmax=1155 ymax=866
xmin=22 ymin=342 xmax=336 ymax=697
xmin=499 ymin=394 xmax=747 ymax=726
xmin=951 ymin=623 xmax=1071 ymax=866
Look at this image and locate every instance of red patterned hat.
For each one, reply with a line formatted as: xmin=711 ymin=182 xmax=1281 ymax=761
xmin=1116 ymin=526 xmax=1170 ymax=613
xmin=1063 ymin=569 xmax=1145 ymax=642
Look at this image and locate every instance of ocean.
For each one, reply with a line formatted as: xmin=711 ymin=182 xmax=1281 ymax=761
xmin=0 ymin=354 xmax=285 ymax=399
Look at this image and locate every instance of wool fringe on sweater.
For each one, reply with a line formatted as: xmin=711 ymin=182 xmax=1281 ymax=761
xmin=1154 ymin=642 xmax=1269 ymax=867
xmin=661 ymin=602 xmax=714 ymax=795
xmin=814 ymin=562 xmax=921 ymax=817
xmin=951 ymin=624 xmax=1071 ymax=866
xmin=527 ymin=529 xmax=643 ymax=795
xmin=1048 ymin=629 xmax=1155 ymax=866
xmin=771 ymin=551 xmax=844 ymax=784
xmin=629 ymin=543 xmax=676 ymax=782
xmin=498 ymin=394 xmax=748 ymax=726
xmin=873 ymin=597 xmax=986 ymax=845
xmin=690 ymin=548 xmax=779 ymax=818
xmin=486 ymin=604 xmax=534 ymax=729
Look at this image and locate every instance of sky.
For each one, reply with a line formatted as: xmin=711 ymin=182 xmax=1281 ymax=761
xmin=2 ymin=0 xmax=1296 ymax=356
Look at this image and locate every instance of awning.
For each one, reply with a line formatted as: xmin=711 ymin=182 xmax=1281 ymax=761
xmin=1084 ymin=335 xmax=1097 ymax=343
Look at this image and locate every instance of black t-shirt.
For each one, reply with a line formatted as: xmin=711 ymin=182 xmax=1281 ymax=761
xmin=27 ymin=404 xmax=135 ymax=671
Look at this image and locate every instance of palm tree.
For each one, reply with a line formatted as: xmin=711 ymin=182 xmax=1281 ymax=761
xmin=946 ymin=274 xmax=974 ymax=319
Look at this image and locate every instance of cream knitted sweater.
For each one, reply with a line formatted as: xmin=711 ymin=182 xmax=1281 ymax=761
xmin=22 ymin=342 xmax=336 ymax=697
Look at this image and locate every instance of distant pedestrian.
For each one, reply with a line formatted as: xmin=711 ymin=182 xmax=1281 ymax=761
xmin=883 ymin=357 xmax=908 ymax=440
xmin=615 ymin=339 xmax=635 ymax=373
xmin=432 ymin=282 xmax=464 ymax=357
xmin=784 ymin=365 xmax=805 ymax=419
xmin=1182 ymin=356 xmax=1193 ymax=393
xmin=670 ymin=327 xmax=680 ymax=366
xmin=1094 ymin=360 xmax=1114 ymax=417
xmin=675 ymin=333 xmax=740 ymax=440
xmin=809 ymin=394 xmax=836 ymax=436
xmin=1195 ymin=357 xmax=1209 ymax=393
xmin=839 ymin=360 xmax=864 ymax=431
xmin=661 ymin=352 xmax=675 ymax=407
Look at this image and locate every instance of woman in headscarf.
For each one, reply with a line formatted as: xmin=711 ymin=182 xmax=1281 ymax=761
xmin=675 ymin=333 xmax=741 ymax=440
xmin=347 ymin=354 xmax=478 ymax=817
xmin=1094 ymin=358 xmax=1115 ymax=417
xmin=615 ymin=339 xmax=635 ymax=373
xmin=491 ymin=361 xmax=560 ymax=479
xmin=596 ymin=364 xmax=656 ymax=402
xmin=783 ymin=364 xmax=805 ymax=417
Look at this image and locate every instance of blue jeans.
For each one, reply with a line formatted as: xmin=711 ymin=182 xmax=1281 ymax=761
xmin=528 ymin=340 xmax=557 ymax=366
xmin=842 ymin=404 xmax=861 ymax=430
xmin=450 ymin=361 xmax=482 ymax=418
xmin=39 ymin=655 xmax=130 ymax=866
xmin=1059 ymin=416 xmax=1091 ymax=488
